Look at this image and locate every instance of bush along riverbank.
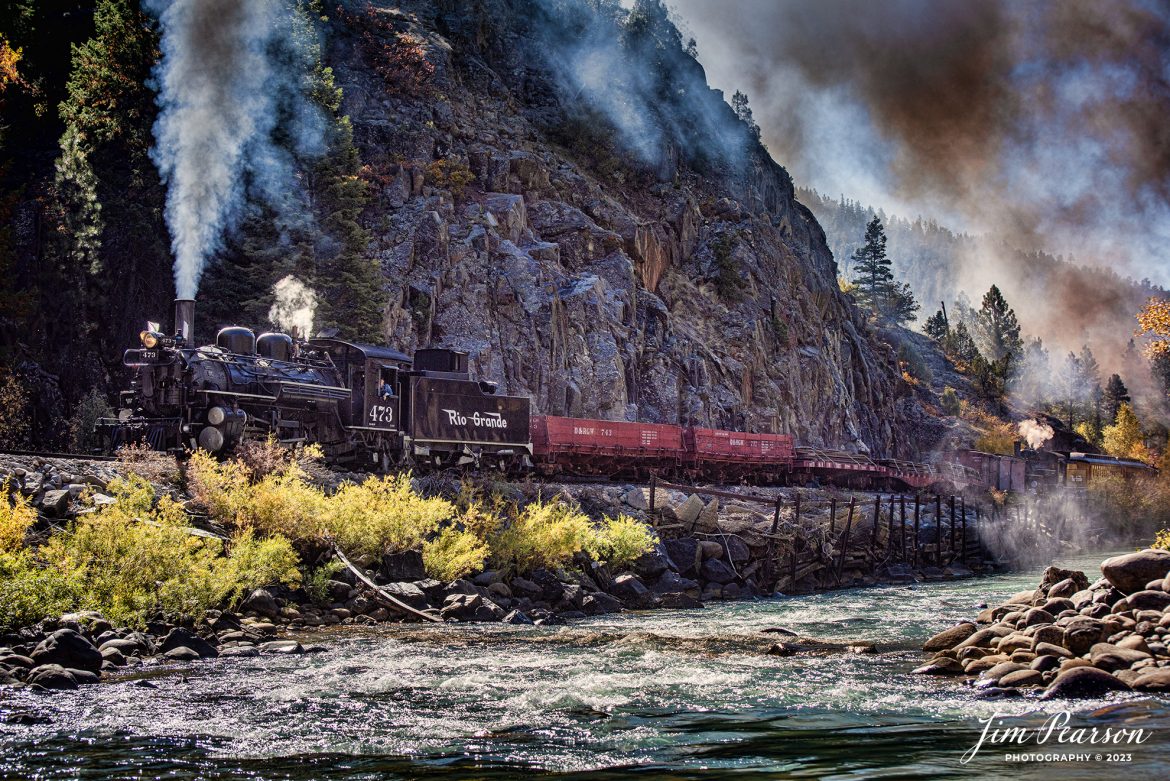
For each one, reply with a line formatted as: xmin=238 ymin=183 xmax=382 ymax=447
xmin=916 ymin=548 xmax=1170 ymax=697
xmin=1 ymin=440 xmax=995 ymax=692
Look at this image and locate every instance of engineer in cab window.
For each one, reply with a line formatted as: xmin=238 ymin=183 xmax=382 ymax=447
xmin=378 ymin=373 xmax=395 ymax=398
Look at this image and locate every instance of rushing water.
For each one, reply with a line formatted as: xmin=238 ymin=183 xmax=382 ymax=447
xmin=2 ymin=552 xmax=1169 ymax=780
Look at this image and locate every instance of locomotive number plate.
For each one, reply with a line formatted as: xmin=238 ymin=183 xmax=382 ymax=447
xmin=140 ymin=349 xmax=160 ymax=362
xmin=368 ymin=405 xmax=395 ymax=425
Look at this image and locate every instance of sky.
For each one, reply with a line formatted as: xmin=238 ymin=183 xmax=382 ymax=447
xmin=669 ymin=0 xmax=1170 ymax=287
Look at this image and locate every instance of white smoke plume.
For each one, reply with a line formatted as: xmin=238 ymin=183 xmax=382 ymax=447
xmin=1017 ymin=419 xmax=1054 ymax=450
xmin=145 ymin=0 xmax=324 ymax=299
xmin=268 ymin=275 xmax=318 ymax=339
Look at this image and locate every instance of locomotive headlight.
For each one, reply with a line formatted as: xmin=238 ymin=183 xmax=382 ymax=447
xmin=140 ymin=330 xmax=159 ymax=348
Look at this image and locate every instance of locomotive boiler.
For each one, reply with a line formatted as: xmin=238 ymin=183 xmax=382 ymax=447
xmin=98 ymin=299 xmax=533 ymax=470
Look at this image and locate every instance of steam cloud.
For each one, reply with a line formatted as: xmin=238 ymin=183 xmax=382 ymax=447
xmin=268 ymin=275 xmax=318 ymax=339
xmin=1017 ymin=419 xmax=1055 ymax=450
xmin=145 ymin=0 xmax=325 ymax=299
xmin=672 ymin=0 xmax=1170 ymax=284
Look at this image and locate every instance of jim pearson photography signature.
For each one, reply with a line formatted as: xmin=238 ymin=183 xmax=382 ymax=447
xmin=961 ymin=712 xmax=1151 ymax=764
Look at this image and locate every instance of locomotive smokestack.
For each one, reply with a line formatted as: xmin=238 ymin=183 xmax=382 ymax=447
xmin=174 ymin=298 xmax=195 ymax=343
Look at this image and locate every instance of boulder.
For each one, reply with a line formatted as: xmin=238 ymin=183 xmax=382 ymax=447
xmin=1047 ymin=578 xmax=1081 ymax=599
xmin=1132 ymin=668 xmax=1170 ymax=691
xmin=673 ymin=495 xmax=704 ymax=525
xmin=28 ymin=664 xmax=78 ymax=690
xmin=978 ymin=661 xmax=1027 ymax=684
xmin=1089 ymin=642 xmax=1150 ymax=672
xmin=663 ymin=538 xmax=701 ymax=578
xmin=698 ymin=541 xmax=723 ymax=560
xmin=913 ymin=658 xmax=964 ymax=675
xmin=39 ymin=489 xmax=71 ymax=516
xmin=501 ymin=610 xmax=534 ymax=625
xmin=1039 ymin=567 xmax=1089 ymax=594
xmin=722 ymin=536 xmax=751 ymax=565
xmin=650 ymin=570 xmax=700 ymax=596
xmin=632 ymin=543 xmax=675 ymax=580
xmin=240 ymin=588 xmax=280 ymax=618
xmin=30 ymin=629 xmax=102 ymax=673
xmin=658 ymin=592 xmax=704 ymax=609
xmin=384 ymin=581 xmax=431 ymax=610
xmin=922 ymin=622 xmax=977 ymax=652
xmin=1101 ymin=549 xmax=1170 ymax=594
xmin=1031 ymin=625 xmax=1065 ymax=648
xmin=164 ymin=646 xmax=201 ymax=662
xmin=260 ymin=640 xmax=304 ymax=654
xmin=999 ymin=669 xmax=1045 ymax=687
xmin=1063 ymin=617 xmax=1107 ymax=656
xmin=700 ymin=558 xmax=737 ymax=585
xmin=1123 ymin=590 xmax=1170 ymax=612
xmin=381 ymin=550 xmax=426 ymax=582
xmin=582 ymin=592 xmax=622 ymax=615
xmin=623 ymin=487 xmax=649 ymax=510
xmin=610 ymin=573 xmax=650 ymax=604
xmin=1022 ymin=608 xmax=1054 ymax=627
xmin=1042 ymin=666 xmax=1132 ymax=699
xmin=158 ymin=628 xmax=218 ymax=659
xmin=218 ymin=646 xmax=260 ymax=658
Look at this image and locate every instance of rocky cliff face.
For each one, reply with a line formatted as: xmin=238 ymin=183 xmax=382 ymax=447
xmin=330 ymin=0 xmax=930 ymax=457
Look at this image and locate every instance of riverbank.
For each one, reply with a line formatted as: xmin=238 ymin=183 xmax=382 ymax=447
xmin=1 ymin=451 xmax=1003 ymax=693
xmin=2 ymin=552 xmax=1168 ymax=779
xmin=917 ymin=548 xmax=1170 ymax=696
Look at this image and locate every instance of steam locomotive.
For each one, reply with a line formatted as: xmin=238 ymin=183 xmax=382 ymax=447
xmin=98 ymin=299 xmax=533 ymax=470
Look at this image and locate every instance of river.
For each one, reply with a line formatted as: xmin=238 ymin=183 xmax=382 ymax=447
xmin=2 ymin=552 xmax=1168 ymax=779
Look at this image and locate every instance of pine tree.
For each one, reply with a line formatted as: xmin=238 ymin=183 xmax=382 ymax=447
xmin=731 ymin=90 xmax=760 ymax=140
xmin=850 ymin=217 xmax=893 ymax=314
xmin=1103 ymin=374 xmax=1131 ymax=423
xmin=1014 ymin=337 xmax=1050 ymax=410
xmin=924 ymin=307 xmax=949 ymax=341
xmin=973 ymin=284 xmax=1022 ymax=362
xmin=1079 ymin=345 xmax=1102 ymax=430
xmin=945 ymin=321 xmax=981 ymax=364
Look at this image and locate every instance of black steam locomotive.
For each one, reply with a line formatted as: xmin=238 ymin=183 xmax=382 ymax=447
xmin=98 ymin=299 xmax=532 ymax=469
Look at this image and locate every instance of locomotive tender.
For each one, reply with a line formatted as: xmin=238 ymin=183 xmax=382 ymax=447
xmin=99 ymin=299 xmax=533 ymax=470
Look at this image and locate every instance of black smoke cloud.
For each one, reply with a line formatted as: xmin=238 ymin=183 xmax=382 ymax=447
xmin=672 ymin=0 xmax=1170 ymax=280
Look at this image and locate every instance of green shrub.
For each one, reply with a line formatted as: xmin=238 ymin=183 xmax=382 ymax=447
xmin=423 ymin=524 xmax=490 ymax=582
xmin=304 ymin=559 xmax=345 ymax=606
xmin=1 ymin=482 xmax=35 ymax=553
xmin=0 ymin=549 xmax=79 ymax=630
xmin=588 ymin=514 xmax=657 ymax=571
xmin=187 ymin=449 xmax=329 ymax=545
xmin=325 ymin=474 xmax=454 ymax=561
xmin=940 ymin=386 xmax=961 ymax=416
xmin=2 ymin=475 xmax=301 ymax=630
xmin=489 ymin=498 xmax=595 ymax=574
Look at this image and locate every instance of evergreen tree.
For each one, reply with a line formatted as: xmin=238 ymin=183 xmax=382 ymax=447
xmin=1103 ymin=374 xmax=1131 ymax=423
xmin=924 ymin=307 xmax=949 ymax=341
xmin=973 ymin=284 xmax=1023 ymax=362
xmin=1014 ymin=337 xmax=1050 ymax=410
xmin=731 ymin=90 xmax=760 ymax=141
xmin=945 ymin=321 xmax=981 ymax=364
xmin=850 ymin=216 xmax=893 ymax=313
xmin=1079 ymin=345 xmax=1103 ymax=429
